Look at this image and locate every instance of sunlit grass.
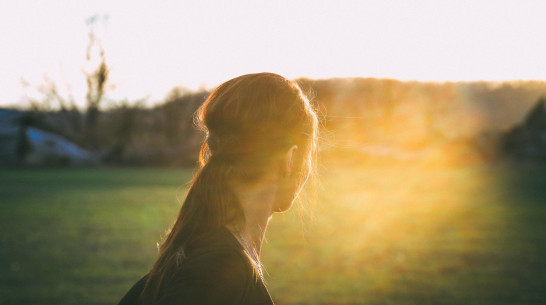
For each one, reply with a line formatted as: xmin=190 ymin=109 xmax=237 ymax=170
xmin=0 ymin=165 xmax=544 ymax=305
xmin=266 ymin=164 xmax=545 ymax=304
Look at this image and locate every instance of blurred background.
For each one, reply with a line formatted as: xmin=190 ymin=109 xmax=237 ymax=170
xmin=1 ymin=1 xmax=545 ymax=304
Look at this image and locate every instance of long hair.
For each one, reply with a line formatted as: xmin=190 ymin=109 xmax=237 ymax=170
xmin=140 ymin=72 xmax=318 ymax=303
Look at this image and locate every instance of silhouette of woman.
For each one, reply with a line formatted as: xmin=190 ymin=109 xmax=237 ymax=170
xmin=118 ymin=72 xmax=318 ymax=304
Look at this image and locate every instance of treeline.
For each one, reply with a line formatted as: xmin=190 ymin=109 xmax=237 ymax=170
xmin=13 ymin=77 xmax=546 ymax=166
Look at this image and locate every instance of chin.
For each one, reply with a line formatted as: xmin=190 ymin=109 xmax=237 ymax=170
xmin=274 ymin=183 xmax=301 ymax=213
xmin=274 ymin=197 xmax=296 ymax=213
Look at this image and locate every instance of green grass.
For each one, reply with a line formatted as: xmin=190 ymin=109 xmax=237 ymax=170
xmin=0 ymin=165 xmax=545 ymax=305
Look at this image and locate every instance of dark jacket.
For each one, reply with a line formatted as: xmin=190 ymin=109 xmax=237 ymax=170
xmin=117 ymin=227 xmax=274 ymax=305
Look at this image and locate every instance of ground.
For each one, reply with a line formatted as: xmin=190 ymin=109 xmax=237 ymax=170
xmin=0 ymin=164 xmax=545 ymax=305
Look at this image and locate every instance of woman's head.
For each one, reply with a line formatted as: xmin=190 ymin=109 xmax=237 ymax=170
xmin=141 ymin=73 xmax=317 ymax=303
xmin=196 ymin=72 xmax=318 ymax=213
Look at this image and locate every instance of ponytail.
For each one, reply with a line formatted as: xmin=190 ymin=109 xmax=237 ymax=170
xmin=140 ymin=142 xmax=244 ymax=303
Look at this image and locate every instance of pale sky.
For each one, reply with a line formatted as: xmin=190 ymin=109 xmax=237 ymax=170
xmin=1 ymin=0 xmax=545 ymax=107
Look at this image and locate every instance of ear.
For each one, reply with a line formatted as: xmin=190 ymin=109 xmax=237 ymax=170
xmin=284 ymin=145 xmax=298 ymax=174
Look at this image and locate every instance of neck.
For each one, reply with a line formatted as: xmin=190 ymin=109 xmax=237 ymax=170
xmin=230 ymin=173 xmax=279 ymax=258
xmin=238 ymin=212 xmax=272 ymax=256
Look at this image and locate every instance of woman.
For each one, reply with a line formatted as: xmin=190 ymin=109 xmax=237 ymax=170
xmin=118 ymin=72 xmax=318 ymax=305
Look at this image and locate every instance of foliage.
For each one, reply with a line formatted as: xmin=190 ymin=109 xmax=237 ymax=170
xmin=12 ymin=77 xmax=546 ymax=166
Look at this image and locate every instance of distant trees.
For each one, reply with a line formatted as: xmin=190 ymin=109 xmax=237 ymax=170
xmin=160 ymin=88 xmax=208 ymax=147
xmin=502 ymin=97 xmax=546 ymax=162
xmin=294 ymin=77 xmax=546 ymax=165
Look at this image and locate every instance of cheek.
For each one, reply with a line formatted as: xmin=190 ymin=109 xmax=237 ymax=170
xmin=289 ymin=166 xmax=311 ymax=206
xmin=302 ymin=164 xmax=311 ymax=187
xmin=275 ymin=157 xmax=312 ymax=213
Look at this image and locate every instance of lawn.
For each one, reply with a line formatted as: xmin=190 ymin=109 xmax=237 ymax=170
xmin=0 ymin=164 xmax=545 ymax=305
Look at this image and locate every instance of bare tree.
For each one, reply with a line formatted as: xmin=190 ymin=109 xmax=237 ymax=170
xmin=84 ymin=14 xmax=109 ymax=148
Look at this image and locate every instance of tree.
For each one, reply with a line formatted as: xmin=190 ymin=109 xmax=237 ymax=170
xmin=83 ymin=14 xmax=109 ymax=148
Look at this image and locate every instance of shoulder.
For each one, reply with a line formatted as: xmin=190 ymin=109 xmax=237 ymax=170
xmin=117 ymin=274 xmax=148 ymax=305
xmin=181 ymin=244 xmax=252 ymax=284
xmin=183 ymin=226 xmax=252 ymax=275
xmin=156 ymin=228 xmax=255 ymax=305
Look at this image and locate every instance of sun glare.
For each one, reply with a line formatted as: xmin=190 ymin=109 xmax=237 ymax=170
xmin=1 ymin=1 xmax=546 ymax=107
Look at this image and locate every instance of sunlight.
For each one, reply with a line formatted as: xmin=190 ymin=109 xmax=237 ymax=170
xmin=264 ymin=158 xmax=513 ymax=303
xmin=2 ymin=0 xmax=546 ymax=107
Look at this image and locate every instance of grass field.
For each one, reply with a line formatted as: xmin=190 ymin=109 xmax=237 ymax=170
xmin=0 ymin=164 xmax=545 ymax=304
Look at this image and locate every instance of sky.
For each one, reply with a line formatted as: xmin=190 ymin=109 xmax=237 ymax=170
xmin=1 ymin=0 xmax=546 ymax=107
